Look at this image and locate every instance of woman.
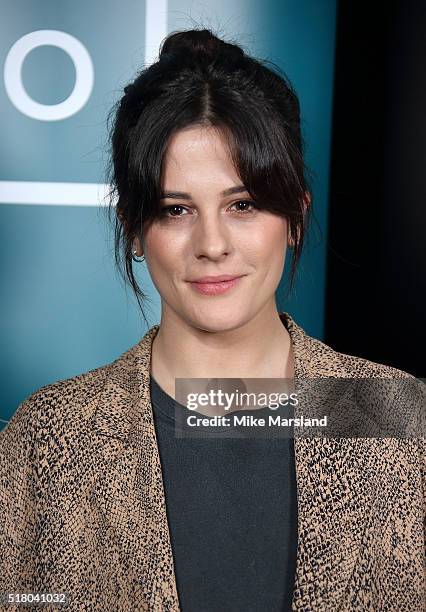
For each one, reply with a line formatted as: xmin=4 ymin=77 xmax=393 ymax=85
xmin=1 ymin=28 xmax=424 ymax=612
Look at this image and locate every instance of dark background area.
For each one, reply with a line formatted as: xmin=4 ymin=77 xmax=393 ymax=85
xmin=325 ymin=0 xmax=426 ymax=377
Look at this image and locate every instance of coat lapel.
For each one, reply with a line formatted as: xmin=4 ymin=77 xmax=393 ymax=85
xmin=91 ymin=312 xmax=372 ymax=611
xmin=92 ymin=326 xmax=180 ymax=610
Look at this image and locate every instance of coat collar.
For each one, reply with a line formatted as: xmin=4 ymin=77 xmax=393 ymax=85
xmin=91 ymin=312 xmax=370 ymax=610
xmin=94 ymin=311 xmax=333 ymax=439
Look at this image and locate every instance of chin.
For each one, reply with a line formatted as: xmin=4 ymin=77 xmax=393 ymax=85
xmin=188 ymin=308 xmax=251 ymax=333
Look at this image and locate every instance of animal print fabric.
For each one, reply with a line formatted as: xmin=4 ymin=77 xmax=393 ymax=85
xmin=0 ymin=312 xmax=424 ymax=611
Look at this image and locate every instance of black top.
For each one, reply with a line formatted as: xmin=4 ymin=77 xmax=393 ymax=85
xmin=150 ymin=374 xmax=299 ymax=612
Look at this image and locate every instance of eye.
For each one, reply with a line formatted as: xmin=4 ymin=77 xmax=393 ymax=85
xmin=229 ymin=200 xmax=258 ymax=213
xmin=158 ymin=199 xmax=258 ymax=219
xmin=159 ymin=204 xmax=189 ymax=218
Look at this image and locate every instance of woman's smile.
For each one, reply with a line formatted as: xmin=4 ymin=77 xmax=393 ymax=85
xmin=187 ymin=275 xmax=245 ymax=295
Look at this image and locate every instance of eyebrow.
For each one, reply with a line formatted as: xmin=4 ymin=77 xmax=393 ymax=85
xmin=160 ymin=185 xmax=249 ymax=200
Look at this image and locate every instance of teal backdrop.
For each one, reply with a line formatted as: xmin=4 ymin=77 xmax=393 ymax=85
xmin=0 ymin=0 xmax=337 ymax=428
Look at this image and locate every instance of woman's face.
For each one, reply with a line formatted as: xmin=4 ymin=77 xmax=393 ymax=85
xmin=140 ymin=125 xmax=289 ymax=332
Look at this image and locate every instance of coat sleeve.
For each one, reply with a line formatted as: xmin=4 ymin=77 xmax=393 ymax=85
xmin=0 ymin=394 xmax=40 ymax=597
xmin=420 ymin=388 xmax=426 ymax=528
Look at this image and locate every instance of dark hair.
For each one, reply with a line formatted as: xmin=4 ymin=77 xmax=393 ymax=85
xmin=105 ymin=27 xmax=313 ymax=324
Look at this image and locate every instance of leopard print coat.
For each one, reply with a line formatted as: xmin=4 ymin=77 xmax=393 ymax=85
xmin=0 ymin=312 xmax=425 ymax=611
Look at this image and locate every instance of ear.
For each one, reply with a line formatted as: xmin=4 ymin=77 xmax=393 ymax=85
xmin=118 ymin=211 xmax=144 ymax=256
xmin=117 ymin=209 xmax=129 ymax=235
xmin=132 ymin=236 xmax=144 ymax=257
xmin=287 ymin=191 xmax=311 ymax=248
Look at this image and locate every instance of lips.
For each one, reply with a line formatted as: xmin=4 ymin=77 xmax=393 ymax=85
xmin=188 ymin=275 xmax=245 ymax=295
xmin=189 ymin=274 xmax=244 ymax=283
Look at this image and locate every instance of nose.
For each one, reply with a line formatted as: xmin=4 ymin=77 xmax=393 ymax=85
xmin=192 ymin=210 xmax=233 ymax=260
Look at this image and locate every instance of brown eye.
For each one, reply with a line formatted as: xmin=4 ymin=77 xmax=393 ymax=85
xmin=230 ymin=200 xmax=257 ymax=213
xmin=160 ymin=205 xmax=189 ymax=217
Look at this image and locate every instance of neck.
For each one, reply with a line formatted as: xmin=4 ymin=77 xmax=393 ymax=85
xmin=150 ymin=303 xmax=294 ymax=400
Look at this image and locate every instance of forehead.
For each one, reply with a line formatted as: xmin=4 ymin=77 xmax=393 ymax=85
xmin=161 ymin=125 xmax=239 ymax=183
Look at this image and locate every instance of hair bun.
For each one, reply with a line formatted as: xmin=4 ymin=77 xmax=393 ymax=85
xmin=159 ymin=28 xmax=244 ymax=62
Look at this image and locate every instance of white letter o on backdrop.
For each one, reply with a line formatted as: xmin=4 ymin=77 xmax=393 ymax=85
xmin=4 ymin=29 xmax=94 ymax=121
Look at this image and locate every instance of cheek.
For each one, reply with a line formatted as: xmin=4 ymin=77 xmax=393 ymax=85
xmin=244 ymin=218 xmax=287 ymax=258
xmin=144 ymin=228 xmax=176 ymax=263
xmin=143 ymin=228 xmax=186 ymax=286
